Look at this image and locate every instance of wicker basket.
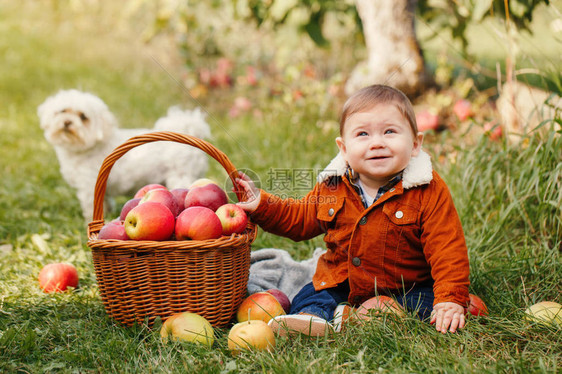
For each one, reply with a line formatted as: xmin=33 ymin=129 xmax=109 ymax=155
xmin=87 ymin=131 xmax=256 ymax=328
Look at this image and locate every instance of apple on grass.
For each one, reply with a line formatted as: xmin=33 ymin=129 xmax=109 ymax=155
xmin=215 ymin=203 xmax=248 ymax=235
xmin=170 ymin=188 xmax=190 ymax=212
xmin=466 ymin=294 xmax=488 ymax=316
xmin=236 ymin=292 xmax=286 ymax=323
xmin=175 ymin=206 xmax=223 ymax=240
xmin=124 ymin=202 xmax=175 ymax=241
xmin=416 ymin=110 xmax=439 ymax=132
xmin=38 ymin=263 xmax=79 ymax=293
xmin=119 ymin=198 xmax=141 ymax=221
xmin=140 ymin=188 xmax=180 ymax=217
xmin=160 ymin=312 xmax=215 ymax=347
xmin=453 ymin=99 xmax=473 ymax=121
xmin=228 ymin=320 xmax=276 ymax=355
xmin=184 ymin=184 xmax=228 ymax=212
xmin=354 ymin=296 xmax=406 ymax=321
xmin=98 ymin=220 xmax=129 ymax=240
xmin=133 ymin=183 xmax=167 ymax=199
xmin=524 ymin=301 xmax=562 ymax=325
xmin=266 ymin=289 xmax=291 ymax=314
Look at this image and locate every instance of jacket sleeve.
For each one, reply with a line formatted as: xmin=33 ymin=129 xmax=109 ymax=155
xmin=420 ymin=172 xmax=470 ymax=307
xmin=249 ymin=184 xmax=326 ymax=242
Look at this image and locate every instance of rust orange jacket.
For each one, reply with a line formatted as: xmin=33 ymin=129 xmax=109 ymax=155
xmin=250 ymin=150 xmax=470 ymax=307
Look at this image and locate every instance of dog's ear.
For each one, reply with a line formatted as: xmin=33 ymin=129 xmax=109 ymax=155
xmin=37 ymin=100 xmax=51 ymax=130
xmin=96 ymin=110 xmax=118 ymax=141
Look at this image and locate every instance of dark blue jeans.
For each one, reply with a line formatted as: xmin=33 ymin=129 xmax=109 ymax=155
xmin=290 ymin=281 xmax=434 ymax=321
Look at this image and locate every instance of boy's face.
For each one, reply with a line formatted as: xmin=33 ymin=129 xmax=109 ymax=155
xmin=336 ymin=102 xmax=423 ymax=189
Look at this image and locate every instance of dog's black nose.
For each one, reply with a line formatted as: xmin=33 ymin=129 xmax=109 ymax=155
xmin=64 ymin=120 xmax=72 ymax=128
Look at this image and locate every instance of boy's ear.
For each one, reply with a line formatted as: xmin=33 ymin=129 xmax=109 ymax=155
xmin=336 ymin=137 xmax=346 ymax=155
xmin=412 ymin=132 xmax=424 ymax=157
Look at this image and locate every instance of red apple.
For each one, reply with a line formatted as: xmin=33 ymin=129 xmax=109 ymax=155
xmin=184 ymin=184 xmax=228 ymax=212
xmin=227 ymin=320 xmax=276 ymax=355
xmin=355 ymin=296 xmax=406 ymax=321
xmin=175 ymin=206 xmax=222 ymax=240
xmin=484 ymin=121 xmax=502 ymax=141
xmin=453 ymin=99 xmax=473 ymax=121
xmin=189 ymin=178 xmax=219 ymax=189
xmin=266 ymin=289 xmax=291 ymax=313
xmin=119 ymin=198 xmax=141 ymax=221
xmin=236 ymin=292 xmax=286 ymax=323
xmin=139 ymin=188 xmax=180 ymax=217
xmin=124 ymin=202 xmax=175 ymax=241
xmin=160 ymin=312 xmax=215 ymax=347
xmin=215 ymin=203 xmax=248 ymax=235
xmin=466 ymin=294 xmax=488 ymax=316
xmin=170 ymin=188 xmax=190 ymax=211
xmin=416 ymin=110 xmax=439 ymax=132
xmin=38 ymin=263 xmax=79 ymax=293
xmin=133 ymin=184 xmax=166 ymax=199
xmin=98 ymin=220 xmax=129 ymax=240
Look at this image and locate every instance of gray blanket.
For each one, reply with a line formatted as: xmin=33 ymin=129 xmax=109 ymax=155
xmin=248 ymin=248 xmax=326 ymax=300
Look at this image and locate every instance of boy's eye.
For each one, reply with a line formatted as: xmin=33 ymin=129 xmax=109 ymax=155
xmin=384 ymin=129 xmax=395 ymax=135
xmin=357 ymin=131 xmax=368 ymax=136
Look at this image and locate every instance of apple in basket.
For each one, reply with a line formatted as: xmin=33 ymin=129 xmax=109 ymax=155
xmin=98 ymin=220 xmax=129 ymax=240
xmin=175 ymin=206 xmax=223 ymax=240
xmin=160 ymin=312 xmax=215 ymax=347
xmin=139 ymin=188 xmax=180 ymax=217
xmin=215 ymin=203 xmax=248 ymax=235
xmin=355 ymin=296 xmax=406 ymax=321
xmin=189 ymin=178 xmax=219 ymax=188
xmin=236 ymin=292 xmax=286 ymax=323
xmin=119 ymin=198 xmax=141 ymax=221
xmin=184 ymin=183 xmax=228 ymax=212
xmin=227 ymin=320 xmax=276 ymax=355
xmin=38 ymin=263 xmax=79 ymax=293
xmin=170 ymin=188 xmax=190 ymax=212
xmin=124 ymin=202 xmax=175 ymax=241
xmin=133 ymin=183 xmax=166 ymax=199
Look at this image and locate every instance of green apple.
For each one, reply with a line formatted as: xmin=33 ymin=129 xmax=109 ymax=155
xmin=524 ymin=301 xmax=562 ymax=325
xmin=160 ymin=312 xmax=215 ymax=347
xmin=227 ymin=320 xmax=275 ymax=355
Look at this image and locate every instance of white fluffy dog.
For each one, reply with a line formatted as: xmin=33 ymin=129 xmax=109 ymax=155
xmin=38 ymin=89 xmax=211 ymax=221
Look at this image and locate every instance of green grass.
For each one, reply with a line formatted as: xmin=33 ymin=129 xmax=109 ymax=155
xmin=1 ymin=2 xmax=561 ymax=373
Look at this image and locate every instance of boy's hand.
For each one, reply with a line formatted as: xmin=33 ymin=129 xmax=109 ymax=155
xmin=430 ymin=302 xmax=466 ymax=334
xmin=234 ymin=172 xmax=261 ymax=213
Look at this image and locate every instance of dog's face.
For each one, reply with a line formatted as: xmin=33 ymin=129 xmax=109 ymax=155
xmin=38 ymin=89 xmax=117 ymax=152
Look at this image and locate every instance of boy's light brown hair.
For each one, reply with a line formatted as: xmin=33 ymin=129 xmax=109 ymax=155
xmin=339 ymin=84 xmax=418 ymax=136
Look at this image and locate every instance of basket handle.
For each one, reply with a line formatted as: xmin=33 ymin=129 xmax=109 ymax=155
xmin=89 ymin=131 xmax=246 ymax=224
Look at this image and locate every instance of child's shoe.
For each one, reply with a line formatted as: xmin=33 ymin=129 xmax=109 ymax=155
xmin=268 ymin=313 xmax=334 ymax=337
xmin=332 ymin=304 xmax=354 ymax=332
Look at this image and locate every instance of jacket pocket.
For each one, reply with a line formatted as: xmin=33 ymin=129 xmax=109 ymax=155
xmin=316 ymin=196 xmax=345 ymax=223
xmin=382 ymin=203 xmax=418 ymax=226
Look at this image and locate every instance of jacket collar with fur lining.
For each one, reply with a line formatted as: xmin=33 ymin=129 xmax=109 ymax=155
xmin=317 ymin=149 xmax=433 ymax=189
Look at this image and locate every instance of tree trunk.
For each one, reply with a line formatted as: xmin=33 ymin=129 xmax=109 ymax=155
xmin=345 ymin=0 xmax=430 ymax=97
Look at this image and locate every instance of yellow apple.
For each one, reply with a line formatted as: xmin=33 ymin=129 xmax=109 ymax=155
xmin=160 ymin=312 xmax=215 ymax=347
xmin=189 ymin=178 xmax=219 ymax=189
xmin=227 ymin=320 xmax=276 ymax=355
xmin=524 ymin=301 xmax=562 ymax=325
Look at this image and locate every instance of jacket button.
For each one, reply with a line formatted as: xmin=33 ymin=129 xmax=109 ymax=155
xmin=320 ymin=281 xmax=326 ymax=286
xmin=395 ymin=211 xmax=404 ymax=219
xmin=390 ymin=188 xmax=395 ymax=192
xmin=328 ymin=208 xmax=335 ymax=216
xmin=352 ymin=257 xmax=361 ymax=266
xmin=359 ymin=216 xmax=367 ymax=225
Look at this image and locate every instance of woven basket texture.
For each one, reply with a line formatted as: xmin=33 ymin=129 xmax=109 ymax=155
xmin=87 ymin=132 xmax=256 ymax=327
